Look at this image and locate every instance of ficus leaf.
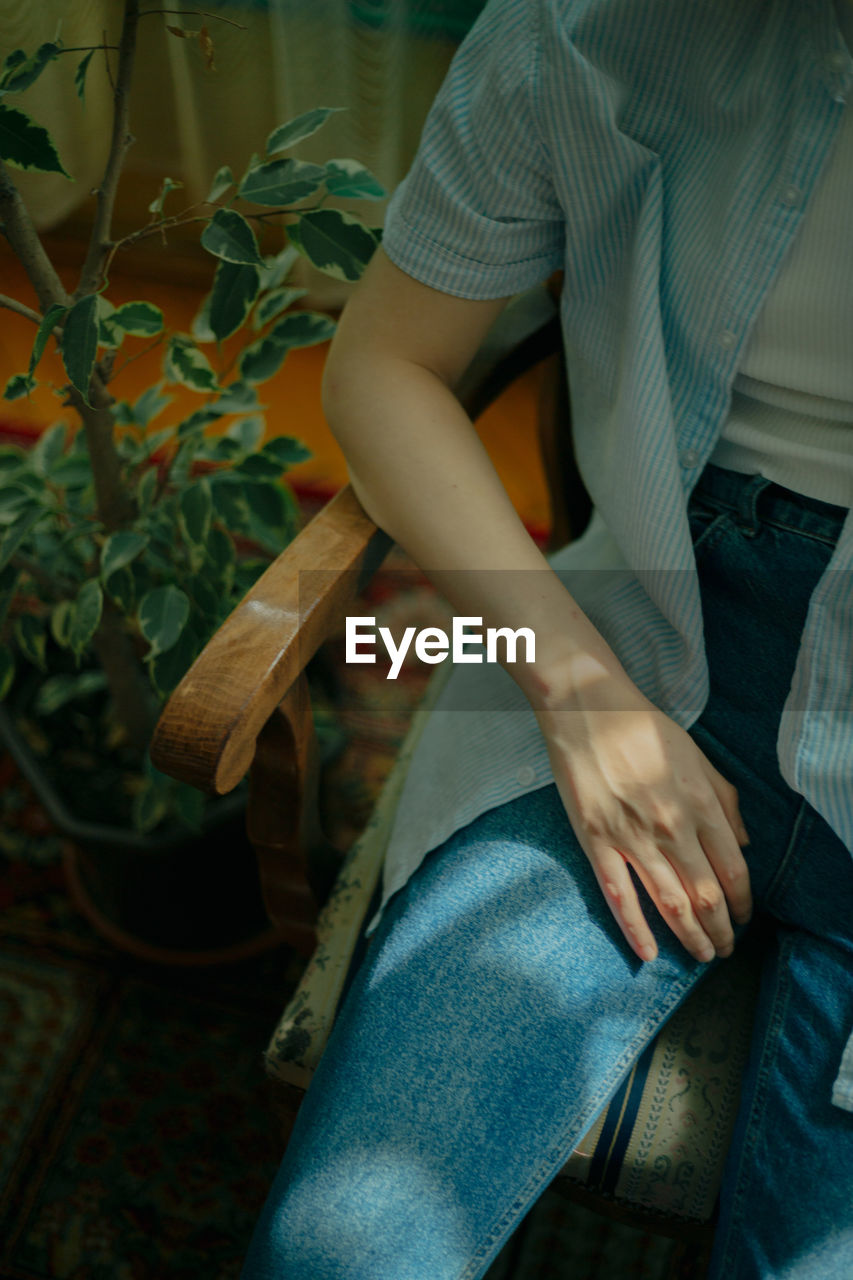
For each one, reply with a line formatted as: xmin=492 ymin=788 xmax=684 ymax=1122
xmin=74 ymin=50 xmax=94 ymax=102
xmin=191 ymin=290 xmax=216 ymax=344
xmin=101 ymin=530 xmax=148 ymax=581
xmin=201 ymin=207 xmax=265 ymax=266
xmin=322 ymin=158 xmax=386 ymax=200
xmin=3 ymin=373 xmax=35 ymax=401
xmin=208 ymin=261 xmax=260 ymax=341
xmin=238 ymin=158 xmax=326 ymax=207
xmin=0 ymin=507 xmax=43 ymax=572
xmin=214 ymin=381 xmax=262 ymax=414
xmin=260 ymin=435 xmax=311 ymax=468
xmin=30 ymin=423 xmax=66 ymax=478
xmin=14 ymin=614 xmax=46 ymax=670
xmin=179 ymin=479 xmax=212 ymax=548
xmin=1 ymin=43 xmax=61 ymax=94
xmin=205 ymin=164 xmax=233 ymax=203
xmin=132 ymin=777 xmax=170 ymax=832
xmin=138 ymin=584 xmax=190 ymax=657
xmin=29 ymin=303 xmax=66 ymax=376
xmin=148 ymin=175 xmax=183 ymax=216
xmin=104 ymin=565 xmax=135 ymax=613
xmin=287 ymin=209 xmax=377 ymax=282
xmin=134 ymin=383 xmax=172 ymax=426
xmin=257 ymin=244 xmax=299 ymax=291
xmin=148 ymin=624 xmax=199 ymax=698
xmin=237 ymin=331 xmax=289 ymax=385
xmin=252 ymin=286 xmax=308 ymax=330
xmin=34 ymin=670 xmax=108 ymax=716
xmin=0 ymin=101 xmax=69 ymax=176
xmin=225 ymin=416 xmax=264 ymax=452
xmin=61 ymin=295 xmax=99 ymax=404
xmin=164 ymin=335 xmax=219 ymax=392
xmin=137 ymin=468 xmax=158 ymax=512
xmin=109 ymin=301 xmax=164 ymax=337
xmin=69 ymin=578 xmax=103 ymax=657
xmin=268 ymin=310 xmax=336 ymax=349
xmin=1 ymin=51 xmax=26 ymax=76
xmin=266 ymin=107 xmax=344 ymax=155
xmin=50 ymin=599 xmax=74 ymax=648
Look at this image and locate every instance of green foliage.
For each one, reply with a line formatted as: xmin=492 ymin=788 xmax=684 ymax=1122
xmin=0 ymin=101 xmax=69 ymax=175
xmin=238 ymin=158 xmax=327 ymax=207
xmin=201 ymin=208 xmax=265 ymax=266
xmin=287 ymin=209 xmax=379 ymax=282
xmin=0 ymin=45 xmax=380 ymax=833
xmin=62 ymin=295 xmax=99 ymax=404
xmin=266 ymin=106 xmax=345 ymax=155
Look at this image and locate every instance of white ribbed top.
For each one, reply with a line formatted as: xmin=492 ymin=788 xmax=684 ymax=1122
xmin=710 ymin=0 xmax=853 ymax=506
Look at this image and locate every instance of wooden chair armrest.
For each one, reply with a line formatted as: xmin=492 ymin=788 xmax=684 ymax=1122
xmin=150 ymin=485 xmax=391 ymax=796
xmin=151 ymin=283 xmax=562 ymax=800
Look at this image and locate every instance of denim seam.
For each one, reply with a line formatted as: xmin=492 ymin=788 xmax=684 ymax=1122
xmin=690 ymin=511 xmax=730 ymax=557
xmin=761 ymin=798 xmax=812 ymax=912
xmin=713 ymin=932 xmax=796 ymax=1280
xmin=458 ymin=962 xmax=716 ymax=1280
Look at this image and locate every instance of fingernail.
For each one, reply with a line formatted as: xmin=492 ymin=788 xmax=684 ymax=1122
xmin=697 ymin=946 xmax=716 ymax=963
xmin=641 ymin=944 xmax=657 ymax=962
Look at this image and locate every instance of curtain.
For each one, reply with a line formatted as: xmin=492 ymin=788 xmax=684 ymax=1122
xmin=0 ymin=0 xmax=487 ymax=301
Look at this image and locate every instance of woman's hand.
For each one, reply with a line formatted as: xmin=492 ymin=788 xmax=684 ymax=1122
xmin=535 ymin=661 xmax=753 ymax=964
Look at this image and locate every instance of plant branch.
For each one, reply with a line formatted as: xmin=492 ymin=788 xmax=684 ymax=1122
xmin=109 ymin=333 xmax=164 ymax=381
xmin=68 ymin=375 xmax=137 ymax=531
xmin=76 ymin=0 xmax=141 ymax=299
xmin=0 ymin=164 xmax=70 ymax=311
xmin=102 ymin=28 xmax=116 ymax=93
xmin=56 ymin=44 xmax=120 ymax=54
xmin=0 ymin=294 xmax=41 ymax=325
xmin=92 ymin=601 xmax=159 ymax=751
xmin=102 ymin=213 xmax=208 ymax=277
xmin=140 ymin=9 xmax=246 ymax=28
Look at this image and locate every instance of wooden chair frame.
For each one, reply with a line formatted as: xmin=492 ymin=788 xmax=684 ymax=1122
xmin=151 ymin=282 xmax=575 ymax=955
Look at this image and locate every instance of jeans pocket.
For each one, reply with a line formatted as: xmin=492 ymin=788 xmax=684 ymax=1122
xmin=687 ymin=500 xmax=729 ymax=557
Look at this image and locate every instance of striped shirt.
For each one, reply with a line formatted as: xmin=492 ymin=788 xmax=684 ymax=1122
xmin=377 ymin=0 xmax=853 ymax=1111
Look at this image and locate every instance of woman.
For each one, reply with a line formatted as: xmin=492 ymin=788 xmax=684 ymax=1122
xmin=242 ymin=1 xmax=853 ymax=1275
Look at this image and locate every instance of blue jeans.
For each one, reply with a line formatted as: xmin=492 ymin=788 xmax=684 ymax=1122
xmin=241 ymin=464 xmax=853 ymax=1280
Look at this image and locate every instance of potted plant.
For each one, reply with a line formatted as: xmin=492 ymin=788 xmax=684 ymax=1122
xmin=0 ymin=1 xmax=384 ymax=961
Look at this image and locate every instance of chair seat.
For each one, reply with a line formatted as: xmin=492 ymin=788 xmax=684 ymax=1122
xmin=263 ymin=670 xmax=762 ymax=1225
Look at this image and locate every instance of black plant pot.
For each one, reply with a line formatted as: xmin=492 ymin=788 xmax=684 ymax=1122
xmin=0 ymin=705 xmax=286 ymax=966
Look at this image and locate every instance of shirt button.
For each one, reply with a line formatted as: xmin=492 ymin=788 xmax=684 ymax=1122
xmin=827 ymin=49 xmax=847 ymax=72
xmin=781 ymin=185 xmax=801 ymax=207
xmin=516 ymin=765 xmax=536 ymax=787
xmin=680 ymin=448 xmax=701 ymax=469
xmin=719 ymin=329 xmax=736 ymax=350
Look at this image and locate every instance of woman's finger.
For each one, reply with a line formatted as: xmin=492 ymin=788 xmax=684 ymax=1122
xmin=696 ymin=761 xmax=754 ymax=924
xmin=622 ymin=843 xmax=719 ymax=962
xmin=585 ymin=845 xmax=660 ymax=962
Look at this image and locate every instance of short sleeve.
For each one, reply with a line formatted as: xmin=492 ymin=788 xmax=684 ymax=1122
xmin=381 ymin=0 xmax=565 ymax=300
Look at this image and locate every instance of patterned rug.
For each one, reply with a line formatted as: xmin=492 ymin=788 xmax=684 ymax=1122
xmin=0 ymin=548 xmax=702 ymax=1280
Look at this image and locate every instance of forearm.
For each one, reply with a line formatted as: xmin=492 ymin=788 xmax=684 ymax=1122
xmin=322 ymin=355 xmax=631 ymax=707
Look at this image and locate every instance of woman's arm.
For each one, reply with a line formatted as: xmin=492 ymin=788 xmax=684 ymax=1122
xmin=322 ymin=247 xmax=753 ymax=963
